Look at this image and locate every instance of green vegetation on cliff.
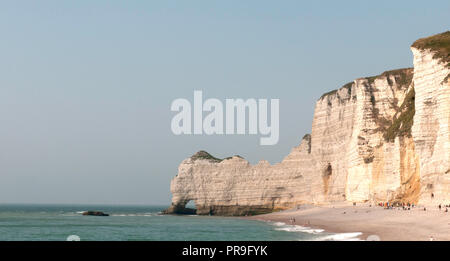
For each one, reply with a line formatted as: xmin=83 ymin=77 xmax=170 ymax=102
xmin=412 ymin=31 xmax=450 ymax=67
xmin=319 ymin=81 xmax=353 ymax=100
xmin=320 ymin=68 xmax=413 ymax=102
xmin=191 ymin=151 xmax=223 ymax=162
xmin=361 ymin=68 xmax=415 ymax=142
xmin=383 ymin=87 xmax=415 ymax=142
xmin=382 ymin=68 xmax=414 ymax=87
xmin=318 ymin=67 xmax=415 ymax=143
xmin=366 ymin=68 xmax=413 ymax=87
xmin=191 ymin=150 xmax=242 ymax=162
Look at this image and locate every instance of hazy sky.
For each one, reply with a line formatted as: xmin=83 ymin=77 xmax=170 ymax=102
xmin=0 ymin=1 xmax=449 ymax=205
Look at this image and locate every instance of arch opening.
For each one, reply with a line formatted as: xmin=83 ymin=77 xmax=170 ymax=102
xmin=185 ymin=200 xmax=197 ymax=210
xmin=172 ymin=199 xmax=197 ymax=215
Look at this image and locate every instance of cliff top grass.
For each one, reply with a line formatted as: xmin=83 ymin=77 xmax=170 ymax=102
xmin=191 ymin=150 xmax=242 ymax=162
xmin=365 ymin=68 xmax=413 ymax=87
xmin=191 ymin=151 xmax=222 ymax=162
xmin=302 ymin=134 xmax=311 ymax=140
xmin=412 ymin=31 xmax=450 ymax=67
xmin=319 ymin=68 xmax=414 ymax=101
xmin=319 ymin=81 xmax=353 ymax=100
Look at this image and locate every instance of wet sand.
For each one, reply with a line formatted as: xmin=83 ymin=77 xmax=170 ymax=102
xmin=246 ymin=203 xmax=450 ymax=241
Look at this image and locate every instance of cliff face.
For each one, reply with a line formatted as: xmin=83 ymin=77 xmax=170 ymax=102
xmin=166 ymin=32 xmax=450 ymax=215
xmin=167 ymin=144 xmax=315 ymax=215
xmin=313 ymin=69 xmax=419 ymax=204
xmin=411 ymin=42 xmax=450 ymax=204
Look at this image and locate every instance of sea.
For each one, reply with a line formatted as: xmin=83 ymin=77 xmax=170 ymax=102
xmin=0 ymin=204 xmax=361 ymax=241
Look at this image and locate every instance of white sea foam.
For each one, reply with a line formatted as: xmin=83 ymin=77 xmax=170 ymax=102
xmin=270 ymin=221 xmax=362 ymax=241
xmin=270 ymin=222 xmax=324 ymax=234
xmin=316 ymin=232 xmax=363 ymax=241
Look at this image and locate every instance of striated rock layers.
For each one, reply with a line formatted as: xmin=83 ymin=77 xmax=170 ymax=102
xmin=166 ymin=31 xmax=450 ymax=216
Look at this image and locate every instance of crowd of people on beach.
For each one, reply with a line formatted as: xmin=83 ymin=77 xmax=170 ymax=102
xmin=377 ymin=202 xmax=415 ymax=210
xmin=375 ymin=201 xmax=449 ymax=212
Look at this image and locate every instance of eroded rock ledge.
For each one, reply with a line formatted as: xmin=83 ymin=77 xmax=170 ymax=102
xmin=165 ymin=31 xmax=450 ymax=216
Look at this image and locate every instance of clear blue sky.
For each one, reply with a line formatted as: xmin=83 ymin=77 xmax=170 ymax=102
xmin=0 ymin=1 xmax=448 ymax=205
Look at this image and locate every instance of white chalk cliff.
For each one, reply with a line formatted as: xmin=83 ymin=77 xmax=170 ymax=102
xmin=166 ymin=31 xmax=450 ymax=215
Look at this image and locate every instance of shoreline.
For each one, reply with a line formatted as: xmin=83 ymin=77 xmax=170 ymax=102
xmin=245 ymin=202 xmax=450 ymax=241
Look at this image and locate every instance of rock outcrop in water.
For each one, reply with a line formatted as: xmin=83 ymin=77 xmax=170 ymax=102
xmin=166 ymin=31 xmax=450 ymax=216
xmin=82 ymin=211 xmax=109 ymax=216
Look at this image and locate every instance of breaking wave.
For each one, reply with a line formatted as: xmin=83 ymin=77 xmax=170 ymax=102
xmin=316 ymin=232 xmax=363 ymax=241
xmin=270 ymin=221 xmax=362 ymax=241
xmin=271 ymin=221 xmax=324 ymax=234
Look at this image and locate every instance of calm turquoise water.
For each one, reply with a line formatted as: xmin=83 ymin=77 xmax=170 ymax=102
xmin=0 ymin=204 xmax=334 ymax=241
